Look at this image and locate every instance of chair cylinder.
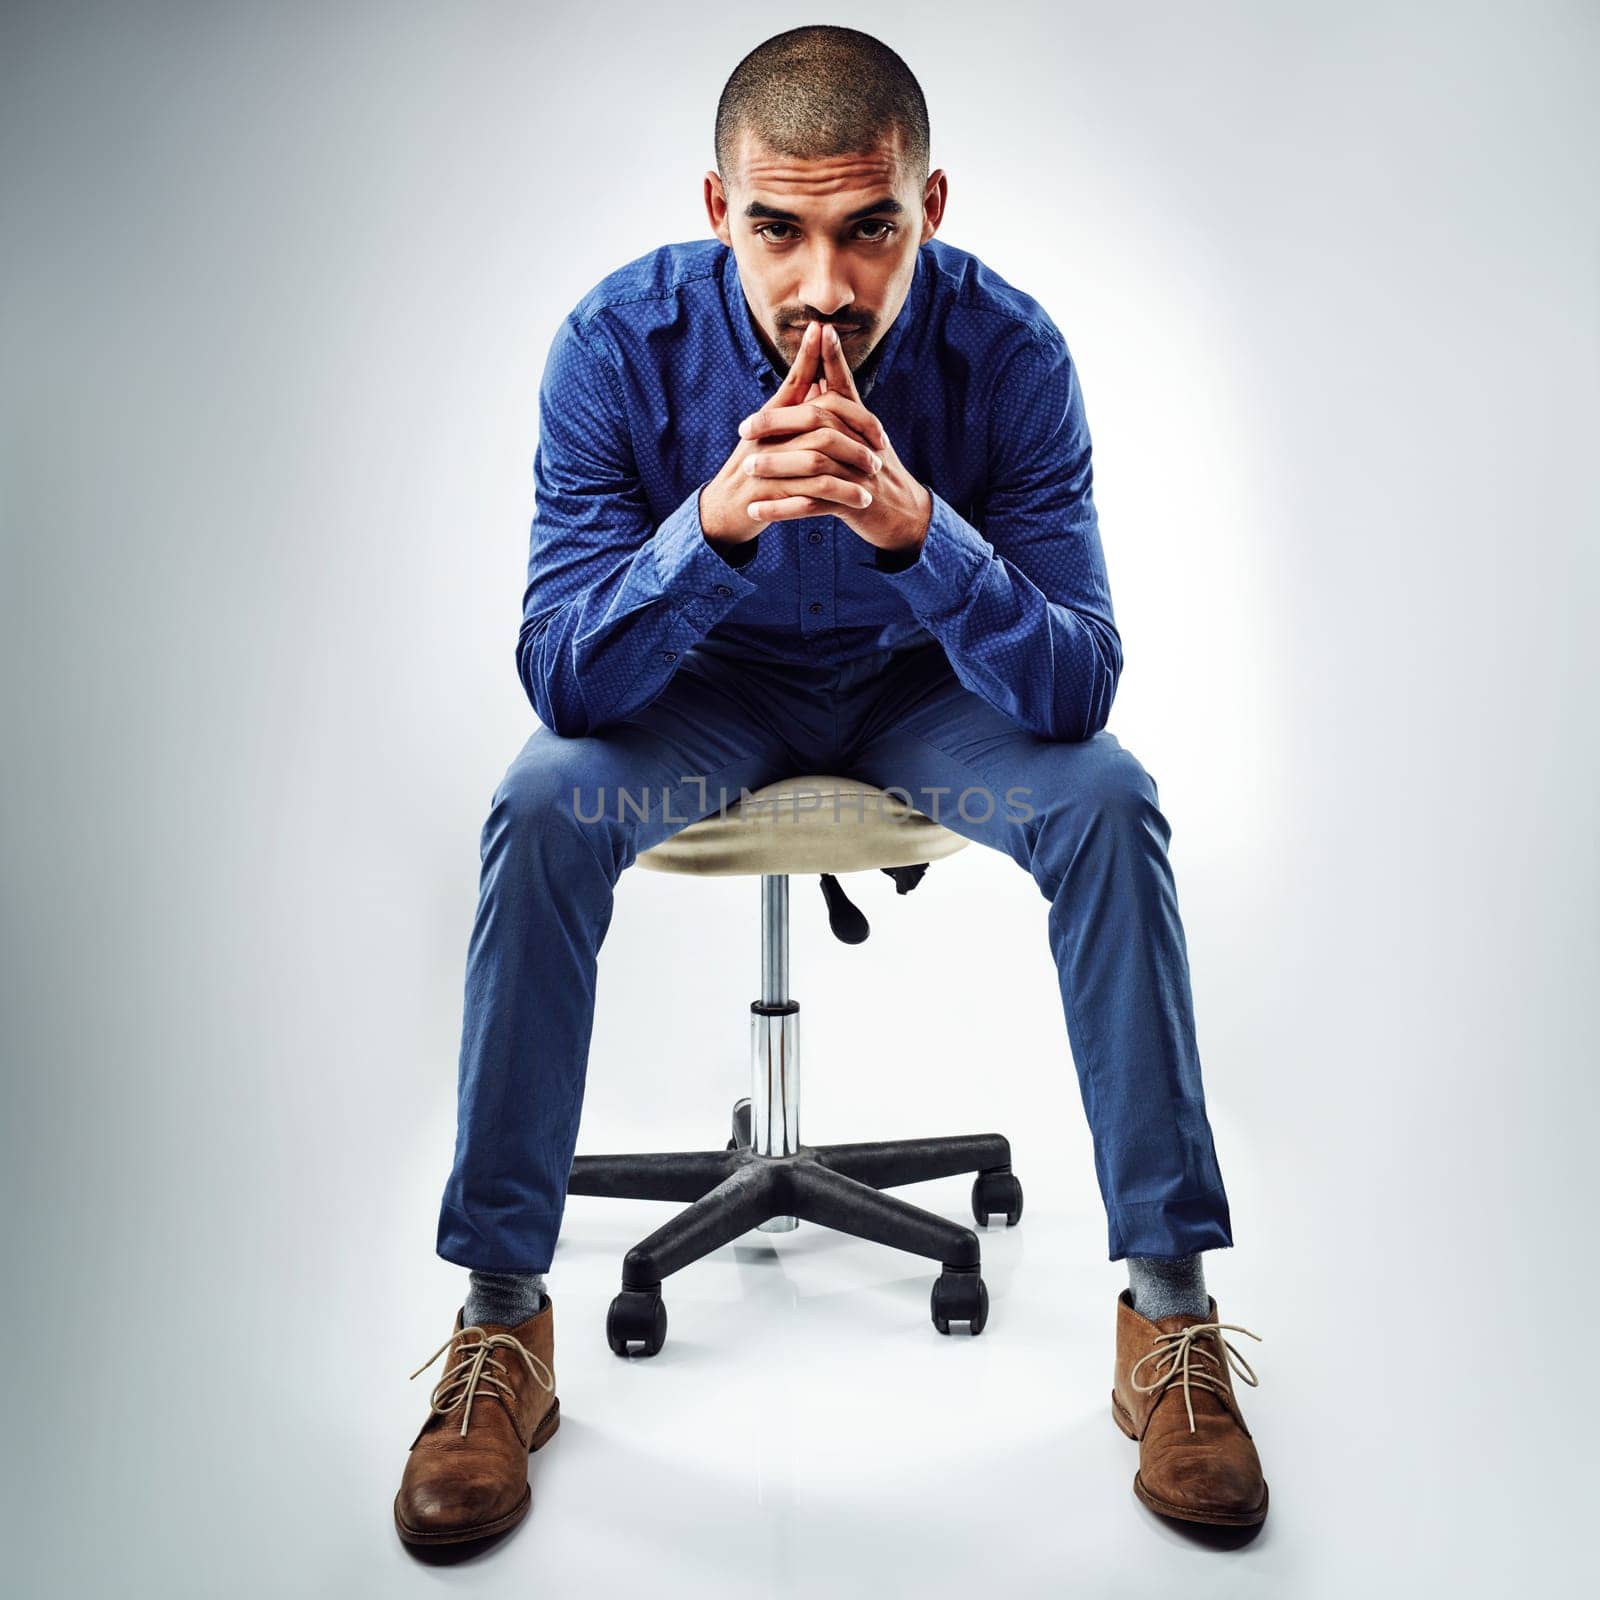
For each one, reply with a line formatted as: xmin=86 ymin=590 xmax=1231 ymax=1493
xmin=761 ymin=873 xmax=788 ymax=1002
xmin=754 ymin=874 xmax=799 ymax=1232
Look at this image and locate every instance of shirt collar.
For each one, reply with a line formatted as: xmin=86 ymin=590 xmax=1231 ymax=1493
xmin=720 ymin=240 xmax=927 ymax=403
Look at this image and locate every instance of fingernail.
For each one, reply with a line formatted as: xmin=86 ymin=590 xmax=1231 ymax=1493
xmin=871 ymin=455 xmax=883 ymax=472
xmin=829 ymin=326 xmax=840 ymax=345
xmin=861 ymin=491 xmax=873 ymax=506
xmin=738 ymin=419 xmax=751 ymax=436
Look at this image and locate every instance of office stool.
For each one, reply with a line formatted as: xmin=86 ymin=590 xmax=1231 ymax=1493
xmin=566 ymin=774 xmax=1025 ymax=1356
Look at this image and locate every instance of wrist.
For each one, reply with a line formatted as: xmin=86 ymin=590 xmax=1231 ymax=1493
xmin=698 ymin=483 xmax=749 ymax=549
xmin=890 ymin=486 xmax=933 ymax=554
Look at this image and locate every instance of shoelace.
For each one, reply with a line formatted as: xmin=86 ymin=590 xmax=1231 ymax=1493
xmin=1129 ymin=1320 xmax=1263 ymax=1434
xmin=408 ymin=1325 xmax=556 ymax=1439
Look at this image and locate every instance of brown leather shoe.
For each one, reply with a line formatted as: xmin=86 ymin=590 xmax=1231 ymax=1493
xmin=393 ymin=1295 xmax=561 ymax=1546
xmin=1110 ymin=1288 xmax=1268 ymax=1527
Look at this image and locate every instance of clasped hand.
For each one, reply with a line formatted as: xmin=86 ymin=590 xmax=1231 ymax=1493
xmin=699 ymin=319 xmax=931 ymax=557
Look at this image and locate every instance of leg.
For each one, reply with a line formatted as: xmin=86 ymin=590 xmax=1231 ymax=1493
xmin=435 ymin=653 xmax=799 ymax=1273
xmin=786 ymin=1161 xmax=982 ymax=1268
xmin=843 ymin=647 xmax=1233 ymax=1261
xmin=618 ymin=1161 xmax=781 ymax=1289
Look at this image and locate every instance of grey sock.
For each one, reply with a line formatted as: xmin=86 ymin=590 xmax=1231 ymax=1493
xmin=1126 ymin=1252 xmax=1209 ymax=1320
xmin=464 ymin=1269 xmax=547 ymax=1328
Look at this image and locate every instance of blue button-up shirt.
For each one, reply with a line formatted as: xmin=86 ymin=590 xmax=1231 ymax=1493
xmin=519 ymin=235 xmax=1121 ymax=741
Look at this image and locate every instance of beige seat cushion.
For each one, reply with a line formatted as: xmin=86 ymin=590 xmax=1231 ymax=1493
xmin=636 ymin=773 xmax=970 ymax=878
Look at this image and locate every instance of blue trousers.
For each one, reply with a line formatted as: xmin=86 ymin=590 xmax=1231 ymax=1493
xmin=436 ymin=637 xmax=1234 ymax=1271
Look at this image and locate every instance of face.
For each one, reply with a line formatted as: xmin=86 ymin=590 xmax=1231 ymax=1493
xmin=705 ymin=128 xmax=947 ymax=377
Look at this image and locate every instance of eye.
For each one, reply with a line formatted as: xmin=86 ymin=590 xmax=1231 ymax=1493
xmin=754 ymin=221 xmax=898 ymax=244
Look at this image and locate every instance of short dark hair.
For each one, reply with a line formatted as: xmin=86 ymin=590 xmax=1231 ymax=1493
xmin=715 ymin=26 xmax=930 ymax=190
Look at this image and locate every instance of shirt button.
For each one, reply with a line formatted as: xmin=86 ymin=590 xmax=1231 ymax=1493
xmin=714 ymin=583 xmax=731 ymax=596
xmin=662 ymin=650 xmax=677 ymax=661
xmin=807 ymin=530 xmax=823 ymax=544
xmin=808 ymin=601 xmax=823 ymax=615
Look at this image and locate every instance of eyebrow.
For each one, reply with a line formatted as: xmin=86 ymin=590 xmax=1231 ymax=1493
xmin=742 ymin=197 xmax=905 ymax=224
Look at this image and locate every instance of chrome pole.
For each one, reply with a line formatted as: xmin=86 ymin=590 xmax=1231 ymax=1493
xmin=753 ymin=873 xmax=799 ymax=1232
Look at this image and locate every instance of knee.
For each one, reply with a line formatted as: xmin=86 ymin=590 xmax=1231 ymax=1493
xmin=1028 ymin=736 xmax=1164 ymax=877
xmin=486 ymin=730 xmax=621 ymax=862
xmin=496 ymin=733 xmax=581 ymax=823
xmin=1081 ymin=739 xmax=1160 ymax=823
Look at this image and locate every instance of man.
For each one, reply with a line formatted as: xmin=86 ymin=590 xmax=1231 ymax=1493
xmin=395 ymin=24 xmax=1269 ymax=1547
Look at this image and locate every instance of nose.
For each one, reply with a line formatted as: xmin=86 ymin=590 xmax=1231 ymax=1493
xmin=797 ymin=242 xmax=854 ymax=324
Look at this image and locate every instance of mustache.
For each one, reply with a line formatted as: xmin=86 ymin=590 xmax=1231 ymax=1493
xmin=783 ymin=317 xmax=870 ymax=335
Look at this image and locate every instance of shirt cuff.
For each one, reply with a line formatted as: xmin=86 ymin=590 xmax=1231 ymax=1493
xmin=863 ymin=485 xmax=994 ymax=617
xmin=718 ymin=532 xmax=761 ymax=570
xmin=653 ymin=480 xmax=762 ymax=615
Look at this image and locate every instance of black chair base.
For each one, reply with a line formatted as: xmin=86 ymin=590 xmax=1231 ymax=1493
xmin=568 ymin=1113 xmax=1024 ymax=1355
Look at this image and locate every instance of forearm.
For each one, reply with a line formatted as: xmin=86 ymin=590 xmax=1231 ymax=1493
xmin=871 ymin=487 xmax=1122 ymax=742
xmin=519 ymin=483 xmax=760 ymax=737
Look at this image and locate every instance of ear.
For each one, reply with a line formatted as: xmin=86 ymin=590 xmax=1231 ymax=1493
xmin=705 ymin=171 xmax=730 ymax=244
xmin=919 ymin=169 xmax=948 ymax=244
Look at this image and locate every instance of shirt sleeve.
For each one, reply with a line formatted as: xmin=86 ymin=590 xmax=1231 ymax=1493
xmin=865 ymin=326 xmax=1122 ymax=741
xmin=516 ymin=314 xmax=763 ymax=735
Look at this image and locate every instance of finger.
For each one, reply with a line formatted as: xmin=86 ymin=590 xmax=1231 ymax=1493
xmin=747 ymin=396 xmax=886 ymax=453
xmin=732 ymin=328 xmax=819 ymax=438
xmin=744 ymin=399 xmax=875 ymax=446
xmin=743 ymin=436 xmax=882 ymax=480
xmin=812 ymin=389 xmax=887 ymax=450
xmin=745 ymin=356 xmax=832 ymax=438
xmin=820 ymin=323 xmax=861 ymax=402
xmin=747 ymin=473 xmax=874 ymax=512
xmin=773 ymin=320 xmax=821 ymax=407
xmin=747 ymin=495 xmax=824 ymax=522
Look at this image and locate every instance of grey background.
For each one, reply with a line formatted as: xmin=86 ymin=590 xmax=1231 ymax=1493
xmin=2 ymin=1 xmax=1594 ymax=1594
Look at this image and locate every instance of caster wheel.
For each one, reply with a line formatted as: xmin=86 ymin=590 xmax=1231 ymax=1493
xmin=930 ymin=1269 xmax=989 ymax=1335
xmin=607 ymin=1287 xmax=668 ymax=1356
xmin=972 ymin=1169 xmax=1023 ymax=1228
xmin=726 ymin=1097 xmax=752 ymax=1151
